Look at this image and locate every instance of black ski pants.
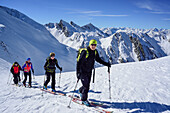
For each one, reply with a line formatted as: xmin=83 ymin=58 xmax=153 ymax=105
xmin=79 ymin=73 xmax=92 ymax=101
xmin=23 ymin=71 xmax=31 ymax=86
xmin=13 ymin=73 xmax=21 ymax=84
xmin=44 ymin=72 xmax=55 ymax=90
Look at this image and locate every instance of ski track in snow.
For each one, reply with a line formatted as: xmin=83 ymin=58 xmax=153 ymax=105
xmin=0 ymin=57 xmax=170 ymax=113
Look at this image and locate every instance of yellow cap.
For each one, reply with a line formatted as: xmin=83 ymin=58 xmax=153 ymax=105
xmin=89 ymin=39 xmax=97 ymax=46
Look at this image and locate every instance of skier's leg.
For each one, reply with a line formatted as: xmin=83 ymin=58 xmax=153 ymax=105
xmin=51 ymin=72 xmax=55 ymax=90
xmin=18 ymin=72 xmax=21 ymax=82
xmin=28 ymin=71 xmax=32 ymax=86
xmin=44 ymin=72 xmax=50 ymax=86
xmin=23 ymin=72 xmax=27 ymax=85
xmin=13 ymin=74 xmax=18 ymax=84
xmin=80 ymin=74 xmax=91 ymax=101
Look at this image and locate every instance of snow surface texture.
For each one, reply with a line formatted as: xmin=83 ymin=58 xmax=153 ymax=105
xmin=0 ymin=55 xmax=170 ymax=113
xmin=45 ymin=21 xmax=170 ymax=65
xmin=0 ymin=6 xmax=77 ymax=74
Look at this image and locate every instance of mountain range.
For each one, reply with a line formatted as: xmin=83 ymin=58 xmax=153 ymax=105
xmin=45 ymin=20 xmax=170 ymax=64
xmin=0 ymin=5 xmax=170 ymax=74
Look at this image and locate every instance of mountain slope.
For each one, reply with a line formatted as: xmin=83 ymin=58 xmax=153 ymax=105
xmin=0 ymin=55 xmax=170 ymax=113
xmin=0 ymin=6 xmax=77 ymax=74
xmin=46 ymin=21 xmax=170 ymax=64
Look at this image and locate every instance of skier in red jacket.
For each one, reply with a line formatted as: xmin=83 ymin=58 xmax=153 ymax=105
xmin=10 ymin=62 xmax=22 ymax=85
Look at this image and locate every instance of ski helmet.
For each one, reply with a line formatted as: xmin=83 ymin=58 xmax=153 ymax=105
xmin=27 ymin=58 xmax=31 ymax=61
xmin=89 ymin=39 xmax=97 ymax=46
xmin=50 ymin=52 xmax=55 ymax=57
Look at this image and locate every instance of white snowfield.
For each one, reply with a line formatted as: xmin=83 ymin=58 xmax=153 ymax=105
xmin=0 ymin=56 xmax=170 ymax=113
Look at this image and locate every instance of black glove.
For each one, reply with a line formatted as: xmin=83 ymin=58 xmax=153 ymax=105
xmin=59 ymin=67 xmax=62 ymax=72
xmin=77 ymin=72 xmax=81 ymax=79
xmin=32 ymin=69 xmax=34 ymax=74
xmin=107 ymin=62 xmax=111 ymax=67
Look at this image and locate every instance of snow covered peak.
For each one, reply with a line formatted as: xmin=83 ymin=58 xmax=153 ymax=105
xmin=44 ymin=23 xmax=55 ymax=28
xmin=82 ymin=23 xmax=95 ymax=30
xmin=70 ymin=21 xmax=84 ymax=32
xmin=0 ymin=6 xmax=45 ymax=31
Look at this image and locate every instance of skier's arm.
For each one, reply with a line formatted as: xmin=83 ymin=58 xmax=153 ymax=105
xmin=95 ymin=51 xmax=110 ymax=66
xmin=77 ymin=50 xmax=86 ymax=73
xmin=22 ymin=63 xmax=26 ymax=70
xmin=44 ymin=61 xmax=48 ymax=70
xmin=10 ymin=66 xmax=13 ymax=73
xmin=31 ymin=63 xmax=34 ymax=73
xmin=55 ymin=59 xmax=61 ymax=69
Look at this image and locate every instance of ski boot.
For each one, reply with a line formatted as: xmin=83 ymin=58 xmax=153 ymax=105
xmin=29 ymin=84 xmax=32 ymax=88
xmin=43 ymin=86 xmax=47 ymax=90
xmin=51 ymin=89 xmax=56 ymax=93
xmin=82 ymin=100 xmax=91 ymax=106
xmin=23 ymin=83 xmax=26 ymax=87
xmin=78 ymin=90 xmax=82 ymax=99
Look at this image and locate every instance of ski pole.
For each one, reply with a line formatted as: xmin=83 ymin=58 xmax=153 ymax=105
xmin=58 ymin=71 xmax=61 ymax=88
xmin=67 ymin=79 xmax=79 ymax=108
xmin=9 ymin=75 xmax=13 ymax=85
xmin=108 ymin=66 xmax=111 ymax=99
xmin=7 ymin=72 xmax=11 ymax=84
xmin=42 ymin=74 xmax=46 ymax=97
xmin=22 ymin=71 xmax=24 ymax=81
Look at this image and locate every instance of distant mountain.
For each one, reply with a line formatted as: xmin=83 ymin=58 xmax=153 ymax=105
xmin=45 ymin=20 xmax=170 ymax=64
xmin=0 ymin=6 xmax=76 ymax=74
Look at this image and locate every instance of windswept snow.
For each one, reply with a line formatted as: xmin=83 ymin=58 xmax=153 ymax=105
xmin=0 ymin=56 xmax=170 ymax=113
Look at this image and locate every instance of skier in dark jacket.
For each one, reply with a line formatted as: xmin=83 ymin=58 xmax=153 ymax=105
xmin=10 ymin=62 xmax=22 ymax=85
xmin=22 ymin=58 xmax=34 ymax=87
xmin=43 ymin=52 xmax=62 ymax=92
xmin=77 ymin=39 xmax=111 ymax=106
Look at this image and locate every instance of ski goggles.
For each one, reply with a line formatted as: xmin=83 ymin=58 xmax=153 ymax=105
xmin=91 ymin=44 xmax=97 ymax=46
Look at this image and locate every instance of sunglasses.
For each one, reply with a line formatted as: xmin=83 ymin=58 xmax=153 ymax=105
xmin=91 ymin=44 xmax=97 ymax=46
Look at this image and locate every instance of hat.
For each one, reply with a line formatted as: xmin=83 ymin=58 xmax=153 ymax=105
xmin=50 ymin=52 xmax=55 ymax=57
xmin=89 ymin=39 xmax=97 ymax=46
xmin=27 ymin=58 xmax=31 ymax=61
xmin=14 ymin=62 xmax=18 ymax=64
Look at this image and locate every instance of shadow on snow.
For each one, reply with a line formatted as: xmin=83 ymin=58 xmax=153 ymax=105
xmin=89 ymin=98 xmax=170 ymax=113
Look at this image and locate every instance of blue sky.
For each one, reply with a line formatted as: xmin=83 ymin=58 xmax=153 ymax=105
xmin=0 ymin=0 xmax=170 ymax=29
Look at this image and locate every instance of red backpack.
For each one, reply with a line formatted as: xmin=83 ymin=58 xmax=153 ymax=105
xmin=13 ymin=66 xmax=19 ymax=74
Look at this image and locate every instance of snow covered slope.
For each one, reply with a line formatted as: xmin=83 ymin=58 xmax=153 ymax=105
xmin=46 ymin=21 xmax=170 ymax=65
xmin=0 ymin=55 xmax=170 ymax=113
xmin=0 ymin=6 xmax=77 ymax=74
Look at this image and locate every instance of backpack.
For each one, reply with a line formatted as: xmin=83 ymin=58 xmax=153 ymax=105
xmin=13 ymin=65 xmax=20 ymax=74
xmin=45 ymin=57 xmax=57 ymax=72
xmin=23 ymin=62 xmax=32 ymax=72
xmin=77 ymin=48 xmax=97 ymax=62
xmin=77 ymin=48 xmax=97 ymax=83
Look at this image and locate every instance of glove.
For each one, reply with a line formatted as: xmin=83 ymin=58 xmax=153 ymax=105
xmin=107 ymin=62 xmax=111 ymax=67
xmin=59 ymin=67 xmax=62 ymax=72
xmin=77 ymin=72 xmax=81 ymax=79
